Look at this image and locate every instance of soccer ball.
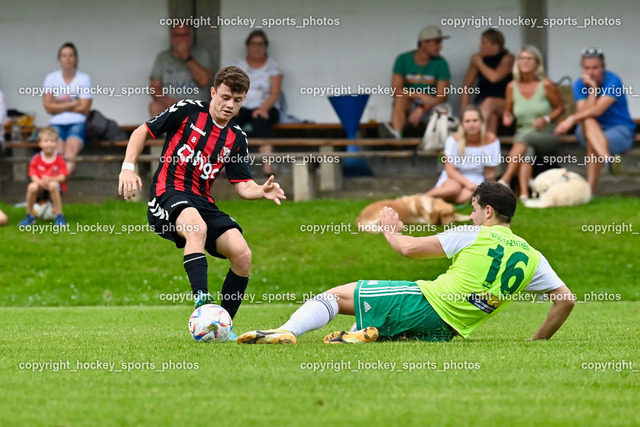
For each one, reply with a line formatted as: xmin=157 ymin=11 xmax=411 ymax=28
xmin=188 ymin=304 xmax=232 ymax=343
xmin=33 ymin=201 xmax=55 ymax=220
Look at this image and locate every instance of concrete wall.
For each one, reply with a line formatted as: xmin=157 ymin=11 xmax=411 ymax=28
xmin=0 ymin=0 xmax=168 ymax=128
xmin=547 ymin=0 xmax=638 ymax=95
xmin=219 ymin=0 xmax=523 ymax=123
xmin=1 ymin=0 xmax=638 ymax=128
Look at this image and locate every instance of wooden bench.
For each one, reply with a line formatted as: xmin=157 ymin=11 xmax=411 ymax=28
xmin=245 ymin=134 xmax=640 ymax=200
xmin=4 ymin=133 xmax=640 ymax=202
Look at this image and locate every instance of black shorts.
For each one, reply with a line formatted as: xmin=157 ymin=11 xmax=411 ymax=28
xmin=147 ymin=191 xmax=242 ymax=258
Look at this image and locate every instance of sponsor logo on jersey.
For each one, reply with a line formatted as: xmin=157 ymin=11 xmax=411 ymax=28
xmin=467 ymin=292 xmax=503 ymax=314
xmin=190 ymin=123 xmax=206 ymax=136
xmin=176 ymin=145 xmax=220 ymax=180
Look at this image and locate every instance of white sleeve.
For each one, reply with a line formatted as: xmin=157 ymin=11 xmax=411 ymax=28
xmin=436 ymin=225 xmax=482 ymax=258
xmin=268 ymin=57 xmax=283 ymax=77
xmin=43 ymin=71 xmax=55 ymax=94
xmin=443 ymin=135 xmax=457 ymax=159
xmin=484 ymin=138 xmax=501 ymax=167
xmin=524 ymin=254 xmax=566 ymax=293
xmin=77 ymin=73 xmax=92 ymax=99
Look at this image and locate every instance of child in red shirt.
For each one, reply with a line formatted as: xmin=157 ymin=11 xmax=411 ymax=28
xmin=19 ymin=127 xmax=68 ymax=226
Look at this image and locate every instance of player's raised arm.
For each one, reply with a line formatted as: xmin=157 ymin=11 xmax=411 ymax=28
xmin=234 ymin=175 xmax=286 ymax=205
xmin=380 ymin=207 xmax=446 ymax=259
xmin=529 ymin=285 xmax=575 ymax=340
xmin=118 ymin=124 xmax=147 ymax=200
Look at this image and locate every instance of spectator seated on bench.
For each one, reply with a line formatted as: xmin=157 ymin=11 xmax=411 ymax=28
xmin=554 ymin=48 xmax=636 ymax=194
xmin=42 ymin=42 xmax=92 ymax=176
xmin=499 ymin=45 xmax=564 ymax=200
xmin=234 ymin=30 xmax=283 ymax=176
xmin=425 ymin=106 xmax=500 ymax=204
xmin=18 ymin=127 xmax=68 ymax=227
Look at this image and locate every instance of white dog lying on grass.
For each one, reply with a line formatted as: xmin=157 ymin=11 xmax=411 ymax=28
xmin=523 ymin=168 xmax=591 ymax=208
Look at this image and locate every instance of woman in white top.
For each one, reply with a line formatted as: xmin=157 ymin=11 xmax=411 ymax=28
xmin=42 ymin=42 xmax=92 ymax=175
xmin=234 ymin=30 xmax=283 ymax=176
xmin=426 ymin=105 xmax=501 ymax=204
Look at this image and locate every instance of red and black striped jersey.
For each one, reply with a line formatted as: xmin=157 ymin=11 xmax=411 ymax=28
xmin=146 ymin=100 xmax=253 ymax=202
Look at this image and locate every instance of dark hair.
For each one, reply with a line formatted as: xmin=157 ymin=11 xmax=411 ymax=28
xmin=472 ymin=182 xmax=517 ymax=223
xmin=213 ymin=66 xmax=250 ymax=94
xmin=58 ymin=42 xmax=78 ymax=65
xmin=245 ymin=30 xmax=268 ymax=47
xmin=482 ymin=28 xmax=506 ymax=52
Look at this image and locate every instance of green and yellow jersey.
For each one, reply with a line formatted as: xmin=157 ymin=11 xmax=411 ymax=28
xmin=418 ymin=225 xmax=563 ymax=338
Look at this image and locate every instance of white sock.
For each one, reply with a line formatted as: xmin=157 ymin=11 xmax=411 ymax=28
xmin=279 ymin=293 xmax=339 ymax=336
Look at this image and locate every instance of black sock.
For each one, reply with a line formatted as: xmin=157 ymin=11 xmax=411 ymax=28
xmin=184 ymin=253 xmax=208 ymax=296
xmin=220 ymin=269 xmax=249 ymax=319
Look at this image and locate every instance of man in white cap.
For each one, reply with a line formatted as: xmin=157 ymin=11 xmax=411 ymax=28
xmin=382 ymin=25 xmax=451 ymax=138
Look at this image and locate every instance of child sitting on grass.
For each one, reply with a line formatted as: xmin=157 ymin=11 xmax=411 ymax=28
xmin=18 ymin=127 xmax=68 ymax=227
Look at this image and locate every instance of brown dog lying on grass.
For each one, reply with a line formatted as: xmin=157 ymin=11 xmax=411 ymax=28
xmin=357 ymin=194 xmax=469 ymax=233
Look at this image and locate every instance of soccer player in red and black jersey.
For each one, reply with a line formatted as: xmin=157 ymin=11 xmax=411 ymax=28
xmin=118 ymin=66 xmax=285 ymax=332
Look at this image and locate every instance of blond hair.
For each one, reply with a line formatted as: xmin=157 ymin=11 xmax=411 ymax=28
xmin=455 ymin=105 xmax=486 ymax=156
xmin=38 ymin=126 xmax=59 ymax=141
xmin=513 ymin=45 xmax=546 ymax=82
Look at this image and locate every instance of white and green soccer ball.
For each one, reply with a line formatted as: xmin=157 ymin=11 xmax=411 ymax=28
xmin=188 ymin=304 xmax=232 ymax=343
xmin=33 ymin=201 xmax=55 ymax=220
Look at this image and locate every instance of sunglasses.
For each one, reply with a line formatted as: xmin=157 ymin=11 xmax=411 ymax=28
xmin=581 ymin=48 xmax=603 ymax=57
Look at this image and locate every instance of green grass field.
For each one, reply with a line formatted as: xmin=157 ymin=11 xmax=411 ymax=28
xmin=0 ymin=197 xmax=639 ymax=426
xmin=1 ymin=304 xmax=639 ymax=426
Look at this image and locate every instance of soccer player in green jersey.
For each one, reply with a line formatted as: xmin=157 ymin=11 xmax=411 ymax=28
xmin=238 ymin=182 xmax=574 ymax=344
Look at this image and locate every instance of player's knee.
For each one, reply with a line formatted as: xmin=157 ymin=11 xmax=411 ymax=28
xmin=326 ymin=283 xmax=355 ymax=315
xmin=183 ymin=221 xmax=207 ymax=243
xmin=231 ymin=246 xmax=252 ymax=271
xmin=327 ymin=282 xmax=354 ymax=300
xmin=562 ymin=295 xmax=576 ymax=311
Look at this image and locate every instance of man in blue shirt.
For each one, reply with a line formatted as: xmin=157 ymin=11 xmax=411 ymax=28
xmin=555 ymin=49 xmax=635 ymax=193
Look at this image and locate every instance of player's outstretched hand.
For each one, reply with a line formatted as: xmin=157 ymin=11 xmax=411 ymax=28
xmin=379 ymin=206 xmax=403 ymax=235
xmin=118 ymin=170 xmax=143 ymax=200
xmin=262 ymin=175 xmax=286 ymax=205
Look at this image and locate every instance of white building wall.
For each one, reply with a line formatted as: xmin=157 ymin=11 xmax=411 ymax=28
xmin=1 ymin=0 xmax=637 ymax=127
